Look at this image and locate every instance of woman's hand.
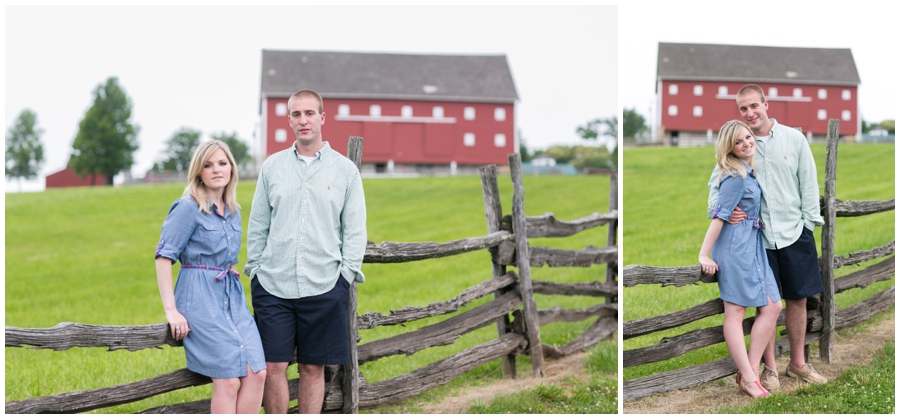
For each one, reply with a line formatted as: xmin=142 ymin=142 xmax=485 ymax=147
xmin=699 ymin=254 xmax=718 ymax=276
xmin=165 ymin=310 xmax=190 ymax=340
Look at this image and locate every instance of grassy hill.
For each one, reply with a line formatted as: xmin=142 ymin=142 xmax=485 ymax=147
xmin=5 ymin=173 xmax=615 ymax=412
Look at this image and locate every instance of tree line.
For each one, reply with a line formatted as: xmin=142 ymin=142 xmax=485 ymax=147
xmin=5 ymin=76 xmax=251 ymax=189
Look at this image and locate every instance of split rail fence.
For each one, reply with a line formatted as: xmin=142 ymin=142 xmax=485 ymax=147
xmin=5 ymin=137 xmax=618 ymax=413
xmin=622 ymin=119 xmax=895 ymax=400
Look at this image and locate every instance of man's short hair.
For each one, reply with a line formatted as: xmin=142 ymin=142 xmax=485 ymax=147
xmin=737 ymin=84 xmax=766 ymax=103
xmin=288 ymin=89 xmax=323 ymax=114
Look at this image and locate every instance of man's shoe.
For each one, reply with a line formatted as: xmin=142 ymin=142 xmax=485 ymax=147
xmin=786 ymin=362 xmax=827 ymax=384
xmin=760 ymin=365 xmax=780 ymax=389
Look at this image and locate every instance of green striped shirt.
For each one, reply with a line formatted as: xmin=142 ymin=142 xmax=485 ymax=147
xmin=707 ymin=119 xmax=824 ymax=249
xmin=244 ymin=141 xmax=367 ymax=299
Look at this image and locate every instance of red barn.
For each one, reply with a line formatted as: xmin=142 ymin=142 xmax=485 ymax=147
xmin=259 ymin=50 xmax=519 ymax=173
xmin=45 ymin=162 xmax=110 ymax=188
xmin=656 ymin=43 xmax=861 ymax=145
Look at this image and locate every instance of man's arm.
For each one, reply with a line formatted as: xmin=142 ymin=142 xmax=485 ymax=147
xmin=797 ymin=141 xmax=824 ymax=229
xmin=340 ymin=169 xmax=367 ymax=283
xmin=244 ymin=167 xmax=271 ymax=278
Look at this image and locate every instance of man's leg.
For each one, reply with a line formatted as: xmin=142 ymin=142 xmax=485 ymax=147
xmin=784 ymin=298 xmax=808 ymax=369
xmin=263 ymin=362 xmax=290 ymax=414
xmin=298 ymin=363 xmax=325 ymax=414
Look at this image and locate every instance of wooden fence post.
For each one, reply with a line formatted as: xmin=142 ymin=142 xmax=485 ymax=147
xmin=480 ymin=165 xmax=516 ymax=379
xmin=606 ymin=174 xmax=618 ymax=304
xmin=508 ymin=153 xmax=545 ymax=377
xmin=343 ymin=136 xmax=363 ymax=413
xmin=819 ymin=120 xmax=839 ymax=363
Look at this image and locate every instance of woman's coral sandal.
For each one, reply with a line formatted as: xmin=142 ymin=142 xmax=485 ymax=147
xmin=736 ymin=372 xmax=770 ymax=398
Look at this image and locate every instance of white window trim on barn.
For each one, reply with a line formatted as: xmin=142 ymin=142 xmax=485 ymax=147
xmin=276 ymin=103 xmax=288 ymax=116
xmin=463 ymin=133 xmax=475 ymax=147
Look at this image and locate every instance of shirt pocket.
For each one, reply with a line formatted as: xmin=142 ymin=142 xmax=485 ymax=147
xmin=729 ymin=225 xmax=754 ymax=254
xmin=198 ymin=222 xmax=222 ymax=243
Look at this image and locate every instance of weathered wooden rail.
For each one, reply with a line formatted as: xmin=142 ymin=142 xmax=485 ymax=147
xmin=5 ymin=139 xmax=618 ymax=414
xmin=622 ymin=119 xmax=895 ymax=400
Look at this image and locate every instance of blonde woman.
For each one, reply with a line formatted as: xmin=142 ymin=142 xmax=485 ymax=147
xmin=698 ymin=120 xmax=782 ymax=398
xmin=155 ymin=140 xmax=266 ymax=413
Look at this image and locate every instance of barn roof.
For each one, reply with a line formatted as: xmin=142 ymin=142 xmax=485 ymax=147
xmin=656 ymin=43 xmax=860 ymax=87
xmin=260 ymin=50 xmax=519 ymax=104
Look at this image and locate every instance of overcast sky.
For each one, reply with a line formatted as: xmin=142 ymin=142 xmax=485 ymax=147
xmin=620 ymin=2 xmax=897 ymax=131
xmin=4 ymin=4 xmax=618 ymax=192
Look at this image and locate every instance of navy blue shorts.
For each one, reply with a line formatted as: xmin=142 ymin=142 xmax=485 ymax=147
xmin=251 ymin=276 xmax=351 ymax=365
xmin=766 ymin=227 xmax=824 ymax=300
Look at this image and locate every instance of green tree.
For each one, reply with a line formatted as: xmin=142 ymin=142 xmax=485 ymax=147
xmin=70 ymin=76 xmax=140 ymax=185
xmin=623 ymin=108 xmax=648 ymax=141
xmin=5 ymin=109 xmax=45 ymax=191
xmin=211 ymin=131 xmax=252 ymax=170
xmin=517 ymin=130 xmax=531 ymax=162
xmin=879 ymin=119 xmax=895 ymax=134
xmin=576 ymin=116 xmax=618 ymax=141
xmin=157 ymin=127 xmax=202 ymax=172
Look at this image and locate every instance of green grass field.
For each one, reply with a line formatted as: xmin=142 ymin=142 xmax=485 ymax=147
xmin=5 ymin=173 xmax=615 ymax=413
xmin=623 ymin=142 xmax=895 ymax=381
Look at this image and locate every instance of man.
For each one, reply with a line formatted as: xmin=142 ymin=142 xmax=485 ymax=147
xmin=245 ymin=89 xmax=367 ymax=413
xmin=707 ymin=84 xmax=827 ymax=388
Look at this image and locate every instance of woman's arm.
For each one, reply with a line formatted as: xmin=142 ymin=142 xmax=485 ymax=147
xmin=698 ymin=218 xmax=724 ymax=276
xmin=156 ymin=257 xmax=190 ymax=340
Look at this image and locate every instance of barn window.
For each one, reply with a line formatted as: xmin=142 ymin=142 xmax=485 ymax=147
xmin=275 ymin=103 xmax=288 ymax=116
xmin=275 ymin=129 xmax=288 ymax=142
xmin=494 ymin=133 xmax=506 ymax=147
xmin=338 ymin=104 xmax=350 ymax=116
xmin=668 ymin=105 xmax=678 ymax=116
xmin=401 ymin=106 xmax=413 ymax=117
xmin=793 ymin=88 xmax=803 ymax=98
xmin=433 ymin=106 xmax=444 ymax=118
xmin=464 ymin=107 xmax=476 ymax=120
xmin=817 ymin=109 xmax=827 ymax=120
xmin=842 ymin=110 xmax=851 ymax=121
xmin=369 ymin=105 xmax=381 ymax=117
xmin=842 ymin=90 xmax=852 ymax=100
xmin=463 ymin=133 xmax=475 ymax=147
xmin=718 ymin=86 xmax=728 ymax=96
xmin=693 ymin=85 xmax=703 ymax=96
xmin=669 ymin=84 xmax=678 ymax=95
xmin=693 ymin=106 xmax=703 ymax=117
xmin=494 ymin=108 xmax=506 ymax=121
xmin=818 ymin=89 xmax=827 ymax=100
xmin=768 ymin=87 xmax=778 ymax=98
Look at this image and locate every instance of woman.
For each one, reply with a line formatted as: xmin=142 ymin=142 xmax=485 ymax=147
xmin=155 ymin=140 xmax=266 ymax=413
xmin=698 ymin=120 xmax=782 ymax=398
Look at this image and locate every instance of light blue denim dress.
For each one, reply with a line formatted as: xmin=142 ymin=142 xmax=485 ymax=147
xmin=711 ymin=164 xmax=781 ymax=308
xmin=155 ymin=196 xmax=266 ymax=378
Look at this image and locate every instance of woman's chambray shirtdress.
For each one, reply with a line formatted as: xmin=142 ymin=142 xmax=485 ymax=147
xmin=155 ymin=196 xmax=266 ymax=379
xmin=711 ymin=165 xmax=781 ymax=308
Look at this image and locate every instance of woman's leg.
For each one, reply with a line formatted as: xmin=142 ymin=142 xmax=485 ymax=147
xmin=723 ymin=301 xmax=765 ymax=397
xmin=749 ymin=296 xmax=782 ymax=371
xmin=210 ymin=377 xmax=241 ymax=414
xmin=236 ymin=364 xmax=268 ymax=414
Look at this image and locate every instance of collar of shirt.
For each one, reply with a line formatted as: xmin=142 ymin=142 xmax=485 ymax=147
xmin=291 ymin=141 xmax=333 ymax=163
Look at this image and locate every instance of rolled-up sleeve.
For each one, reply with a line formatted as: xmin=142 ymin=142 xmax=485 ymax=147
xmin=155 ymin=198 xmax=196 ymax=262
xmin=244 ymin=166 xmax=272 ymax=279
xmin=340 ymin=169 xmax=367 ymax=283
xmin=713 ymin=175 xmax=743 ymax=222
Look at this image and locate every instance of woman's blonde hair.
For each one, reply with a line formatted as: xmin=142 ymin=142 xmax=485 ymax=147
xmin=184 ymin=140 xmax=239 ymax=214
xmin=715 ymin=120 xmax=755 ymax=181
